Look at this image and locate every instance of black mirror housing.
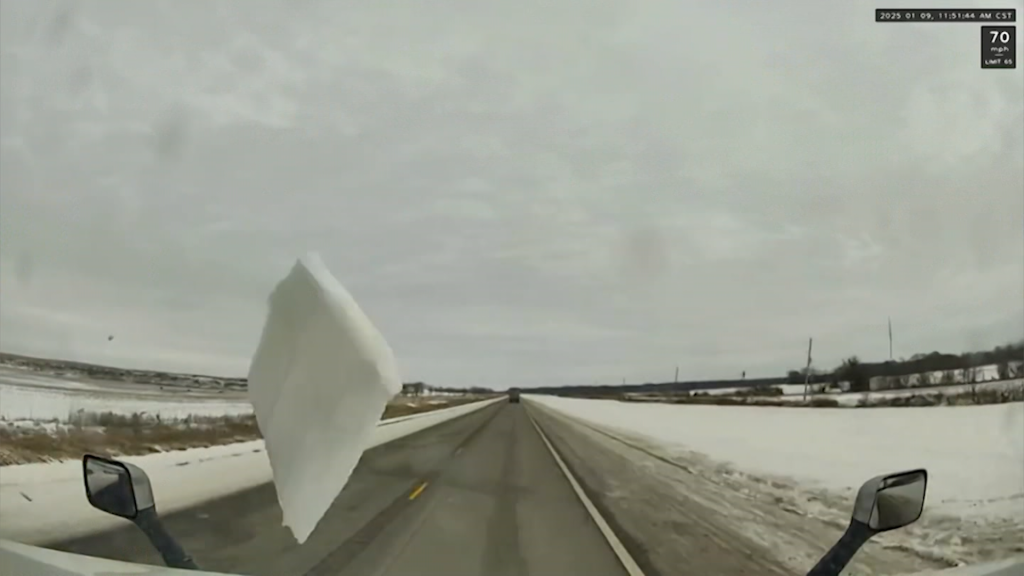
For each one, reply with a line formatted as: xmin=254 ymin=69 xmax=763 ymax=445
xmin=808 ymin=468 xmax=928 ymax=576
xmin=80 ymin=454 xmax=199 ymax=571
xmin=82 ymin=454 xmax=156 ymax=519
xmin=850 ymin=469 xmax=927 ymax=532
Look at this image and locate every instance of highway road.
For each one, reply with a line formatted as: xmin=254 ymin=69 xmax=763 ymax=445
xmin=46 ymin=400 xmax=935 ymax=575
xmin=49 ymin=403 xmax=632 ymax=576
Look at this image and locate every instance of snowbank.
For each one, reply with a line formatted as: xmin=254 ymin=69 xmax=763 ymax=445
xmin=0 ymin=397 xmax=503 ymax=544
xmin=530 ymin=396 xmax=1024 ymax=521
xmin=246 ymin=254 xmax=403 ymax=543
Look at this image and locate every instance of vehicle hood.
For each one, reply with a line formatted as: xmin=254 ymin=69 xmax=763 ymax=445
xmin=0 ymin=538 xmax=236 ymax=576
xmin=2 ymin=538 xmax=1021 ymax=576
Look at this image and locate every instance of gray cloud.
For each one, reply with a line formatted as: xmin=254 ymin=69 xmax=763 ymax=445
xmin=2 ymin=0 xmax=1022 ymax=386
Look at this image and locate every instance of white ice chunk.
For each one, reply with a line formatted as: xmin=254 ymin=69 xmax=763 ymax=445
xmin=246 ymin=253 xmax=402 ymax=543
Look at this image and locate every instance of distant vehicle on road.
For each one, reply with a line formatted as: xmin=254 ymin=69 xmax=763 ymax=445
xmin=508 ymin=387 xmax=521 ymax=403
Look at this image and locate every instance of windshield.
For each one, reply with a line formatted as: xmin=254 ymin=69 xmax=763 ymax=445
xmin=1 ymin=2 xmax=1021 ymax=576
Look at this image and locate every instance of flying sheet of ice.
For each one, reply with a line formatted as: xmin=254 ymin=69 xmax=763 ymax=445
xmin=247 ymin=253 xmax=402 ymax=543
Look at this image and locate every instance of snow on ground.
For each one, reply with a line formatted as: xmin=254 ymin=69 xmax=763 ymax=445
xmin=530 ymin=395 xmax=1024 ymax=565
xmin=532 ymin=396 xmax=1024 ymax=517
xmin=0 ymin=363 xmax=253 ymax=424
xmin=0 ymin=368 xmax=107 ymax=393
xmin=0 ymin=383 xmax=253 ymax=422
xmin=0 ymin=366 xmax=227 ymax=397
xmin=819 ymin=380 xmax=1023 ymax=406
xmin=0 ymin=397 xmax=504 ymax=545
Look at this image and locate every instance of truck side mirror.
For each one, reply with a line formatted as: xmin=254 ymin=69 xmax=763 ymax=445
xmin=807 ymin=469 xmax=927 ymax=576
xmin=81 ymin=454 xmax=199 ymax=571
xmin=851 ymin=469 xmax=927 ymax=531
xmin=83 ymin=454 xmax=155 ymax=519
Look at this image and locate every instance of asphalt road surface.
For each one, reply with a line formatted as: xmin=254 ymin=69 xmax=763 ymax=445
xmin=50 ymin=403 xmax=630 ymax=576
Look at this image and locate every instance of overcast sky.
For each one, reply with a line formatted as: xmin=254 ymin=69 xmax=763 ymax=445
xmin=1 ymin=1 xmax=1021 ymax=387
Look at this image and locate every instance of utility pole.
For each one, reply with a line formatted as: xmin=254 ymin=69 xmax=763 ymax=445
xmin=802 ymin=337 xmax=814 ymax=401
xmin=888 ymin=316 xmax=893 ymax=361
xmin=674 ymin=366 xmax=679 ymax=383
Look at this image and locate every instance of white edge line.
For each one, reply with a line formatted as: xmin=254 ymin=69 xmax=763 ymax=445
xmin=525 ymin=403 xmax=647 ymax=576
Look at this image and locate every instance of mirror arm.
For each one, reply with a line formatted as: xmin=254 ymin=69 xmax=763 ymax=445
xmin=132 ymin=508 xmax=200 ymax=571
xmin=806 ymin=520 xmax=873 ymax=576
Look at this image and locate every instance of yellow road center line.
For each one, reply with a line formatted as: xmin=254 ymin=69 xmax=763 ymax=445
xmin=409 ymin=481 xmax=429 ymax=500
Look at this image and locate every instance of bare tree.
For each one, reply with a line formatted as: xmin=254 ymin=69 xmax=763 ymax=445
xmin=838 ymin=356 xmax=869 ymax=392
xmin=997 ymin=361 xmax=1011 ymax=380
xmin=915 ymin=371 xmax=933 ymax=387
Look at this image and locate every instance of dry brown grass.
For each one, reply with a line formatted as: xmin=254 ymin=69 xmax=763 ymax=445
xmin=379 ymin=396 xmax=481 ymax=418
xmin=0 ymin=396 xmax=486 ymax=466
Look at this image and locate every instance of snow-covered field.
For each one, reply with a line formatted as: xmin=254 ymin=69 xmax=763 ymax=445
xmin=0 ymin=368 xmax=108 ymax=393
xmin=0 ymin=363 xmax=253 ymax=424
xmin=529 ymin=395 xmax=1024 ymax=566
xmin=0 ymin=382 xmax=253 ymax=422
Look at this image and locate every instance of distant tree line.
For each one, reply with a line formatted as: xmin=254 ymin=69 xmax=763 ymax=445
xmin=427 ymin=385 xmax=495 ymax=395
xmin=528 ymin=340 xmax=1023 ymax=398
xmin=790 ymin=340 xmax=1024 ymax=393
xmin=528 ymin=376 xmax=787 ymax=398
